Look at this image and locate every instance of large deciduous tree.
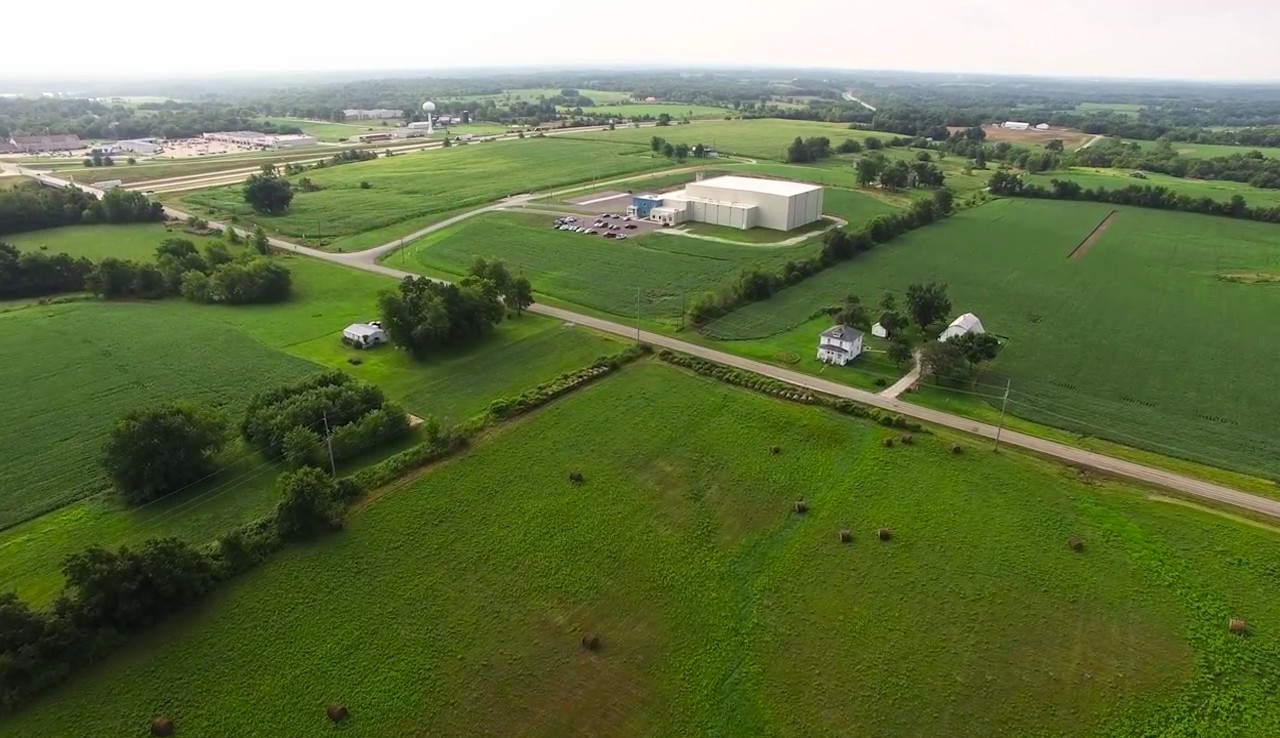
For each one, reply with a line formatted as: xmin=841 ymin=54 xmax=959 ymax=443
xmin=101 ymin=403 xmax=226 ymax=505
xmin=242 ymin=173 xmax=294 ymax=215
xmin=906 ymin=281 xmax=952 ymax=330
xmin=378 ymin=276 xmax=505 ymax=359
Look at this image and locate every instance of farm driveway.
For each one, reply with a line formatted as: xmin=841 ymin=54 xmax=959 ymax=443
xmin=31 ymin=169 xmax=1280 ymax=522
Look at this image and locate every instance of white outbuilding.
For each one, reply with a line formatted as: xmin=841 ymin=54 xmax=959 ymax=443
xmin=817 ymin=324 xmax=864 ymax=366
xmin=1001 ymin=121 xmax=1031 ymax=131
xmin=871 ymin=322 xmax=888 ymax=339
xmin=342 ymin=323 xmax=387 ymax=349
xmin=1034 ymin=123 xmax=1051 ymax=130
xmin=938 ymin=313 xmax=985 ymax=342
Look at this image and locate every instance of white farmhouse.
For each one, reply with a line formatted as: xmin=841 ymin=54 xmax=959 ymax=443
xmin=817 ymin=325 xmax=864 ymax=366
xmin=342 ymin=323 xmax=387 ymax=349
xmin=938 ymin=313 xmax=985 ymax=342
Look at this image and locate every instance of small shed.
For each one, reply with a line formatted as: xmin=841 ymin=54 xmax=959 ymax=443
xmin=343 ymin=323 xmax=387 ymax=349
xmin=938 ymin=313 xmax=985 ymax=342
xmin=871 ymin=322 xmax=888 ymax=339
xmin=1034 ymin=123 xmax=1051 ymax=130
xmin=817 ymin=324 xmax=864 ymax=366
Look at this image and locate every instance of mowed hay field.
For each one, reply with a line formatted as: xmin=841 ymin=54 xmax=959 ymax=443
xmin=569 ymin=119 xmax=887 ymax=161
xmin=387 ymin=211 xmax=821 ymax=321
xmin=574 ymin=103 xmax=734 ymax=119
xmin=1029 ymin=167 xmax=1280 ymax=207
xmin=182 ymin=138 xmax=674 ymax=251
xmin=5 ymin=363 xmax=1280 ymax=736
xmin=706 ymin=199 xmax=1280 ymax=478
xmin=6 ymin=222 xmax=222 ymax=261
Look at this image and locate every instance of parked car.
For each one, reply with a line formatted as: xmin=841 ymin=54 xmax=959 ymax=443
xmin=624 ymin=224 xmax=637 ymax=230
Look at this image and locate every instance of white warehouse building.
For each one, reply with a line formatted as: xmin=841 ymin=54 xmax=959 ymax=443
xmin=627 ymin=175 xmax=824 ymax=231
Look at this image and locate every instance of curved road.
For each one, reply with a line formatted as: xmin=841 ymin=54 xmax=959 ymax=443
xmin=21 ymin=167 xmax=1280 ymax=522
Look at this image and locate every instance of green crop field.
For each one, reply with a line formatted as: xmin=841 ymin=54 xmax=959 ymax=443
xmin=1030 ymin=167 xmax=1280 ymax=207
xmin=704 ymin=198 xmax=1280 ymax=479
xmin=5 ymin=362 xmax=1279 ymax=736
xmin=386 ymin=211 xmax=820 ymax=321
xmin=64 ymin=150 xmax=328 ymax=184
xmin=574 ymin=103 xmax=735 ymax=120
xmin=181 ymin=138 xmax=674 ymax=252
xmin=6 ymin=222 xmax=221 ymax=261
xmin=568 ymin=119 xmax=890 ymax=161
xmin=1076 ymin=102 xmax=1147 ymax=117
xmin=1125 ymin=138 xmax=1280 ymax=160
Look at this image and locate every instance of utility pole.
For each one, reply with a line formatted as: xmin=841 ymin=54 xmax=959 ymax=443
xmin=635 ymin=287 xmax=641 ymax=343
xmin=993 ymin=378 xmax=1011 ymax=452
xmin=322 ymin=411 xmax=337 ymax=476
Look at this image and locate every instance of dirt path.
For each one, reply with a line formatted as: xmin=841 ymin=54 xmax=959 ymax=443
xmin=1068 ymin=210 xmax=1118 ymax=260
xmin=879 ymin=349 xmax=922 ymax=398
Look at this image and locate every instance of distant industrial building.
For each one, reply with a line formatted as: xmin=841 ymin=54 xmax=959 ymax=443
xmin=115 ymin=139 xmax=162 ymax=155
xmin=9 ymin=133 xmax=82 ymax=153
xmin=627 ymin=175 xmax=824 ymax=231
xmin=200 ymin=131 xmax=316 ymax=149
xmin=342 ymin=108 xmax=402 ymax=120
xmin=1001 ymin=121 xmax=1031 ymax=131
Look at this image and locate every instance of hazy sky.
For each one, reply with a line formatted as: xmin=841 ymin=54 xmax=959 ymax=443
xmin=5 ymin=0 xmax=1277 ymax=83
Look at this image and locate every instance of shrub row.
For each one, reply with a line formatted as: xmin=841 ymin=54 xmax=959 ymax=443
xmin=688 ymin=193 xmax=955 ymax=326
xmin=657 ymin=350 xmax=924 ymax=432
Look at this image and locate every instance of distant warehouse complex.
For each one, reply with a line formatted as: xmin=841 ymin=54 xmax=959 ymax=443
xmin=200 ymin=131 xmax=317 ymax=149
xmin=627 ymin=175 xmax=824 ymax=231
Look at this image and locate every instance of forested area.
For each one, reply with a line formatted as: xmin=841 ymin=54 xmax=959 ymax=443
xmin=1071 ymin=138 xmax=1280 ymax=188
xmin=0 ymin=185 xmax=162 ymax=235
xmin=0 ymin=98 xmax=301 ymax=140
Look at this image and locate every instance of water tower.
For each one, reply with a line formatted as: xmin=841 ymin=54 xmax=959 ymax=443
xmin=421 ymin=101 xmax=437 ymax=135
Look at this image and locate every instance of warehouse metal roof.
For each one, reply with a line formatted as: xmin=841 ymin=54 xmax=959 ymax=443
xmin=689 ymin=175 xmax=822 ymax=197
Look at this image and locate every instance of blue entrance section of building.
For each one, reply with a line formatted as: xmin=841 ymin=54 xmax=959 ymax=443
xmin=630 ymin=195 xmax=664 ymax=218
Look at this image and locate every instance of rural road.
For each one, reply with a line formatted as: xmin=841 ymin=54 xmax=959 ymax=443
xmin=25 ymin=168 xmax=1280 ymax=522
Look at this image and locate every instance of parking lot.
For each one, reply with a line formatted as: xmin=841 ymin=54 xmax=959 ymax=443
xmin=551 ymin=212 xmax=664 ymax=240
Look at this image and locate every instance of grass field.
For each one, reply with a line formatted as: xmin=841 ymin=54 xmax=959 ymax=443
xmin=6 ymin=222 xmax=221 ymax=261
xmin=5 ymin=362 xmax=1279 ymax=736
xmin=574 ymin=103 xmax=735 ymax=120
xmin=568 ymin=119 xmax=888 ymax=161
xmin=704 ymin=198 xmax=1280 ymax=479
xmin=63 ymin=150 xmax=329 ymax=184
xmin=1031 ymin=167 xmax=1280 ymax=207
xmin=181 ymin=138 xmax=674 ymax=251
xmin=385 ymin=211 xmax=821 ymax=321
xmin=1076 ymin=102 xmax=1147 ymax=117
xmin=1125 ymin=138 xmax=1280 ymax=160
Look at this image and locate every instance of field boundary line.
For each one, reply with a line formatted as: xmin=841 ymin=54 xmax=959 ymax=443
xmin=1068 ymin=209 xmax=1118 ymax=260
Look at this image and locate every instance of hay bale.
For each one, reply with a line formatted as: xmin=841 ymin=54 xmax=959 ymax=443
xmin=1229 ymin=618 xmax=1248 ymax=635
xmin=568 ymin=471 xmax=584 ymax=484
xmin=900 ymin=434 xmax=914 ymax=445
xmin=877 ymin=527 xmax=893 ymax=541
xmin=581 ymin=632 xmax=601 ymax=650
xmin=951 ymin=444 xmax=964 ymax=455
xmin=150 ymin=717 xmax=175 ymax=737
xmin=839 ymin=529 xmax=852 ymax=543
xmin=793 ymin=499 xmax=809 ymax=514
xmin=326 ymin=704 xmax=350 ymax=723
xmin=770 ymin=445 xmax=781 ymax=455
xmin=1068 ymin=537 xmax=1084 ymax=553
xmin=882 ymin=437 xmax=895 ymax=448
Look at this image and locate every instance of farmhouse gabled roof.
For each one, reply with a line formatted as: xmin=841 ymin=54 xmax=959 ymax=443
xmin=820 ymin=324 xmax=863 ymax=341
xmin=818 ymin=343 xmax=850 ymax=355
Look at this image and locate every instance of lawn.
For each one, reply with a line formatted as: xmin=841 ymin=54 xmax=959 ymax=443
xmin=1030 ymin=167 xmax=1280 ymax=207
xmin=574 ymin=103 xmax=735 ymax=120
xmin=5 ymin=362 xmax=1279 ymax=736
xmin=704 ymin=198 xmax=1280 ymax=479
xmin=385 ymin=211 xmax=820 ymax=322
xmin=6 ymin=222 xmax=221 ymax=261
xmin=568 ymin=119 xmax=890 ymax=161
xmin=181 ymin=137 xmax=674 ymax=251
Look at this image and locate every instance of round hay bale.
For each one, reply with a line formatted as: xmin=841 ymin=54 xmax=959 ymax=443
xmin=793 ymin=499 xmax=809 ymax=514
xmin=581 ymin=632 xmax=601 ymax=651
xmin=839 ymin=529 xmax=852 ymax=543
xmin=877 ymin=527 xmax=893 ymax=541
xmin=1068 ymin=537 xmax=1084 ymax=553
xmin=882 ymin=437 xmax=895 ymax=448
xmin=1229 ymin=618 xmax=1248 ymax=635
xmin=568 ymin=471 xmax=584 ymax=484
xmin=770 ymin=445 xmax=781 ymax=455
xmin=900 ymin=434 xmax=914 ymax=445
xmin=326 ymin=704 xmax=350 ymax=723
xmin=951 ymin=444 xmax=965 ymax=455
xmin=150 ymin=717 xmax=175 ymax=737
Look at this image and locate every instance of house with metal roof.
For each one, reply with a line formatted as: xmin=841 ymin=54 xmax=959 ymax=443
xmin=817 ymin=324 xmax=864 ymax=366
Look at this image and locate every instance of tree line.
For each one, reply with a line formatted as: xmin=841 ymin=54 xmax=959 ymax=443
xmin=988 ymin=171 xmax=1280 ymax=224
xmin=0 ymin=97 xmax=302 ymax=141
xmin=0 ymin=184 xmax=163 ymax=236
xmin=649 ymin=136 xmax=713 ymax=161
xmin=688 ymin=190 xmax=955 ymax=326
xmin=87 ymin=237 xmax=293 ymax=303
xmin=1071 ymin=138 xmax=1280 ymax=189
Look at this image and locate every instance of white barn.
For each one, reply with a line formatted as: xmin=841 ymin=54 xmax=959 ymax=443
xmin=938 ymin=313 xmax=985 ymax=342
xmin=342 ymin=323 xmax=387 ymax=348
xmin=1002 ymin=121 xmax=1031 ymax=131
xmin=817 ymin=325 xmax=864 ymax=366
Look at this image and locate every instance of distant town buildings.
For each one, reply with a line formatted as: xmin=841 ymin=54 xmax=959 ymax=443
xmin=200 ymin=131 xmax=317 ymax=149
xmin=342 ymin=109 xmax=402 ymax=120
xmin=7 ymin=134 xmax=82 ymax=153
